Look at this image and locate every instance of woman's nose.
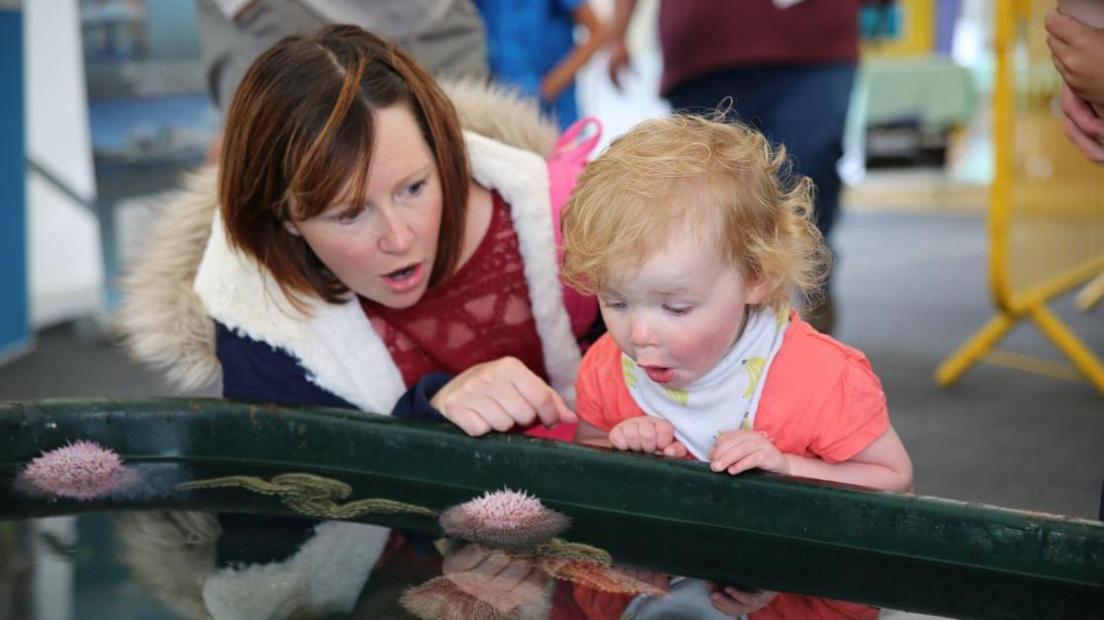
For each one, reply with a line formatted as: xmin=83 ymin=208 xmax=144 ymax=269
xmin=378 ymin=209 xmax=414 ymax=254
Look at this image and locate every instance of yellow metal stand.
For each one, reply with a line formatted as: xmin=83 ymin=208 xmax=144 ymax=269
xmin=935 ymin=304 xmax=1104 ymax=393
xmin=935 ymin=0 xmax=1104 ymax=396
xmin=1075 ymin=271 xmax=1104 ymax=312
xmin=935 ymin=314 xmax=1015 ymax=387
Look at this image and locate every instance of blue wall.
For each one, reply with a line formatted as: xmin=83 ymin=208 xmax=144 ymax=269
xmin=0 ymin=8 xmax=28 ymax=362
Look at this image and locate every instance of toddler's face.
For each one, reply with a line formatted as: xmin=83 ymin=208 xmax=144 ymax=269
xmin=598 ymin=234 xmax=767 ymax=389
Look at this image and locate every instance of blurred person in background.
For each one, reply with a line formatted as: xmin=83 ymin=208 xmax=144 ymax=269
xmin=474 ymin=0 xmax=606 ymax=130
xmin=196 ymin=0 xmax=489 ymax=159
xmin=607 ymin=0 xmax=884 ymax=334
xmin=1046 ymin=3 xmax=1104 ymax=164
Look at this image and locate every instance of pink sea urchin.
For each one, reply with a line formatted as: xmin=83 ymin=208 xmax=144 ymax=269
xmin=22 ymin=440 xmax=125 ymax=500
xmin=439 ymin=488 xmax=569 ymax=549
xmin=399 ymin=577 xmax=505 ymax=620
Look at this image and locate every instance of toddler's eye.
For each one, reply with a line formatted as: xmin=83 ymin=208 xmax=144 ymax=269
xmin=663 ymin=304 xmax=692 ymax=316
xmin=602 ymin=299 xmax=627 ymax=311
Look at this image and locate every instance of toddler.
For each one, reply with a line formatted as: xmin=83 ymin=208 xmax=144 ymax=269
xmin=561 ymin=115 xmax=912 ymax=491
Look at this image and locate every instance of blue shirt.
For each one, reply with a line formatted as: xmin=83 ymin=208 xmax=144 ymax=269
xmin=476 ymin=0 xmax=584 ymax=129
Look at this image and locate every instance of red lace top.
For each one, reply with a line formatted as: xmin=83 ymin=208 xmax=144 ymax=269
xmin=360 ymin=191 xmax=548 ymax=387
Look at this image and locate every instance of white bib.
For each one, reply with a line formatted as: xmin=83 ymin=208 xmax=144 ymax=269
xmin=623 ymin=307 xmax=790 ymax=461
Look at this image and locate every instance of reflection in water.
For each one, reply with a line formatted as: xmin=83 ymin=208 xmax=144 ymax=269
xmin=106 ymin=509 xmax=882 ymax=619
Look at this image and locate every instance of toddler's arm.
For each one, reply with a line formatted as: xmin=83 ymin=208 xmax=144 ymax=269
xmin=786 ymin=425 xmax=912 ymax=491
xmin=710 ymin=426 xmax=912 ymax=492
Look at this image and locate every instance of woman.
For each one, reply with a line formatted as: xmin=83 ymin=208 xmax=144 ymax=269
xmin=118 ymin=25 xmax=595 ymax=618
xmin=127 ymin=25 xmax=591 ymax=434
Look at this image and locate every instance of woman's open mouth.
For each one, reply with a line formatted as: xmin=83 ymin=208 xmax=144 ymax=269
xmin=382 ymin=263 xmax=424 ymax=293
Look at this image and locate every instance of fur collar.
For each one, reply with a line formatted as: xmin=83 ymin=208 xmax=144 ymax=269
xmin=118 ymin=79 xmax=562 ymax=398
xmin=193 ymin=131 xmax=581 ymax=412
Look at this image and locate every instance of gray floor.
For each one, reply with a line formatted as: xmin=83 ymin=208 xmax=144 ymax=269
xmin=2 ymin=209 xmax=1102 ymax=520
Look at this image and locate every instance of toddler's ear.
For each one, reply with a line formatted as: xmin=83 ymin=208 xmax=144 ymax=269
xmin=746 ymin=276 xmax=774 ymax=305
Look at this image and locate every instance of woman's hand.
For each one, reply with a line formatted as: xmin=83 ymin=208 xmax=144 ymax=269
xmin=709 ymin=430 xmax=789 ymax=476
xmin=608 ymin=417 xmax=688 ymax=458
xmin=430 ymin=356 xmax=576 ymax=436
xmin=443 ymin=544 xmax=550 ymax=613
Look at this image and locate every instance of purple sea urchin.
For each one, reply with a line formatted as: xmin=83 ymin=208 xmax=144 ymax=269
xmin=23 ymin=440 xmax=125 ymax=500
xmin=439 ymin=489 xmax=569 ymax=549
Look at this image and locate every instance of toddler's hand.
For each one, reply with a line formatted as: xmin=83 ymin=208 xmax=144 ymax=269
xmin=709 ymin=430 xmax=789 ymax=476
xmin=708 ymin=584 xmax=778 ymax=616
xmin=608 ymin=417 xmax=688 ymax=458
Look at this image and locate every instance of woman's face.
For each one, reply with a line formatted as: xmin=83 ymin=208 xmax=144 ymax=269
xmin=287 ymin=105 xmax=444 ymax=309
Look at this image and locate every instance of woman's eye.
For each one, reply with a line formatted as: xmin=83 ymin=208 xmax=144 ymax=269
xmin=336 ymin=208 xmax=362 ymax=223
xmin=663 ymin=304 xmax=692 ymax=316
xmin=406 ymin=179 xmax=427 ymax=197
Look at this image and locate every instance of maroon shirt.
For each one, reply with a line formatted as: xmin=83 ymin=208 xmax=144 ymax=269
xmin=658 ymin=0 xmax=863 ymax=95
xmin=360 ymin=191 xmax=547 ymax=388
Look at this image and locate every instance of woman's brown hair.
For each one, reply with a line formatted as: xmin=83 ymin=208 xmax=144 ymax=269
xmin=219 ymin=25 xmax=469 ymax=306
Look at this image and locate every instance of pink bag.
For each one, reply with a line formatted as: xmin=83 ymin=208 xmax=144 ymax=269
xmin=546 ymin=117 xmax=602 ymax=340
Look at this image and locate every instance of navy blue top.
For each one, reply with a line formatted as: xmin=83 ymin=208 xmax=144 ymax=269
xmin=215 ymin=321 xmax=449 ymax=422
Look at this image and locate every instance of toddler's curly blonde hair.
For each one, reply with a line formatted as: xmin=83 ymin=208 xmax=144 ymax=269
xmin=561 ymin=114 xmax=829 ymax=308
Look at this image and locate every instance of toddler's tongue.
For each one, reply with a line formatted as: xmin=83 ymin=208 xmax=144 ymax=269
xmin=644 ymin=366 xmax=674 ymax=384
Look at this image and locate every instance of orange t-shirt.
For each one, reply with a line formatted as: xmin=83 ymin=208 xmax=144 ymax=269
xmin=572 ymin=587 xmax=879 ymax=620
xmin=574 ymin=313 xmax=889 ymax=464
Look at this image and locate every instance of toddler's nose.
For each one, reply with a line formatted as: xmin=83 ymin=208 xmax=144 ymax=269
xmin=628 ymin=315 xmax=656 ymax=347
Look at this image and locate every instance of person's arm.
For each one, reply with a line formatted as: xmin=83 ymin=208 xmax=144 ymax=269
xmin=540 ymin=3 xmax=609 ymax=102
xmin=607 ymin=0 xmax=638 ymax=88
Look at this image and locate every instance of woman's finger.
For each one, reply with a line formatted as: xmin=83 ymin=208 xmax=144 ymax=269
xmin=444 ymin=406 xmax=493 ymax=437
xmin=511 ymin=373 xmax=571 ymax=427
xmin=467 ymin=396 xmax=516 ymax=433
xmin=490 ymin=382 xmax=537 ymax=428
